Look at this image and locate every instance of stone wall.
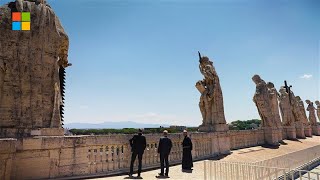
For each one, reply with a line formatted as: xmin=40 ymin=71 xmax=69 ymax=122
xmin=229 ymin=130 xmax=265 ymax=150
xmin=0 ymin=130 xmax=272 ymax=180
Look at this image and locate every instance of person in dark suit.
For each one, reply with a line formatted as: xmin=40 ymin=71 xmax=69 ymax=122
xmin=182 ymin=129 xmax=193 ymax=171
xmin=157 ymin=130 xmax=172 ymax=177
xmin=129 ymin=128 xmax=147 ymax=177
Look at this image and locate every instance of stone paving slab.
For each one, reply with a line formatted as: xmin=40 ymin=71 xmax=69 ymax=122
xmin=90 ymin=136 xmax=320 ymax=180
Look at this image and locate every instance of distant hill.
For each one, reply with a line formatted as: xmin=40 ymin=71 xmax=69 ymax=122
xmin=64 ymin=121 xmax=170 ymax=129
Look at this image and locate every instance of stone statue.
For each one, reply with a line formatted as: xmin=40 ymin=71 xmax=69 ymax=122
xmin=196 ymin=54 xmax=226 ymax=130
xmin=314 ymin=100 xmax=320 ymax=122
xmin=0 ymin=0 xmax=70 ymax=137
xmin=252 ymin=75 xmax=274 ymax=127
xmin=290 ymin=92 xmax=304 ymax=123
xmin=306 ymin=100 xmax=317 ymax=126
xmin=267 ymin=82 xmax=282 ymax=127
xmin=279 ymin=87 xmax=295 ymax=126
xmin=296 ymin=96 xmax=309 ymax=125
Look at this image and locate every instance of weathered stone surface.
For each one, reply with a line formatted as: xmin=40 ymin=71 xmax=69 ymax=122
xmin=295 ymin=121 xmax=306 ymax=139
xmin=263 ymin=127 xmax=280 ymax=146
xmin=283 ymin=126 xmax=297 ymax=140
xmin=0 ymin=0 xmax=70 ymax=137
xmin=252 ymin=75 xmax=275 ymax=127
xmin=304 ymin=126 xmax=312 ymax=137
xmin=196 ymin=54 xmax=227 ymax=132
xmin=306 ymin=100 xmax=317 ymax=126
xmin=297 ymin=96 xmax=310 ymax=125
xmin=315 ymin=100 xmax=320 ymax=122
xmin=312 ymin=126 xmax=320 ymax=135
xmin=279 ymin=87 xmax=295 ymax=126
xmin=267 ymin=82 xmax=282 ymax=127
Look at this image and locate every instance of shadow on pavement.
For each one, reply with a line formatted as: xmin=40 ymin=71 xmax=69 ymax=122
xmin=124 ymin=176 xmax=143 ymax=179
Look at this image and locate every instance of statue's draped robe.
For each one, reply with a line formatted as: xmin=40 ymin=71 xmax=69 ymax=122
xmin=279 ymin=93 xmax=295 ymax=126
xmin=182 ymin=136 xmax=193 ymax=169
xmin=253 ymin=81 xmax=273 ymax=127
xmin=299 ymin=100 xmax=309 ymax=125
xmin=268 ymin=88 xmax=282 ymax=127
xmin=200 ymin=64 xmax=226 ymax=125
xmin=307 ymin=103 xmax=318 ymax=126
xmin=316 ymin=105 xmax=320 ymax=122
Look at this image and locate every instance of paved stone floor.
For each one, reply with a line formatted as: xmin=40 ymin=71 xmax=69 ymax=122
xmin=91 ymin=136 xmax=320 ymax=180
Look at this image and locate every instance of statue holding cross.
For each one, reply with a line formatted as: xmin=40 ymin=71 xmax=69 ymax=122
xmin=196 ymin=52 xmax=227 ymax=132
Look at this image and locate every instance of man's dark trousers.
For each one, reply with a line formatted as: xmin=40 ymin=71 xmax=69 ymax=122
xmin=130 ymin=152 xmax=143 ymax=176
xmin=160 ymin=153 xmax=169 ymax=176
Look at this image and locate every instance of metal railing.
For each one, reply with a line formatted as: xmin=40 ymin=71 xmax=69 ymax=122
xmin=204 ymin=160 xmax=320 ymax=180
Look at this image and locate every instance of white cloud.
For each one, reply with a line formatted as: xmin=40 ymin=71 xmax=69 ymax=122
xmin=300 ymin=74 xmax=313 ymax=79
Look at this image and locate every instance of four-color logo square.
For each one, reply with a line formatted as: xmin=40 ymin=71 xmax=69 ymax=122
xmin=12 ymin=12 xmax=21 ymax=21
xmin=22 ymin=22 xmax=30 ymax=30
xmin=21 ymin=12 xmax=30 ymax=22
xmin=12 ymin=22 xmax=21 ymax=30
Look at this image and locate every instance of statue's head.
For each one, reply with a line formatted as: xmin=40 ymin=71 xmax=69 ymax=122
xmin=315 ymin=100 xmax=320 ymax=106
xmin=252 ymin=74 xmax=262 ymax=84
xmin=305 ymin=100 xmax=311 ymax=104
xmin=279 ymin=87 xmax=286 ymax=94
xmin=296 ymin=96 xmax=301 ymax=101
xmin=266 ymin=82 xmax=275 ymax=89
xmin=199 ymin=56 xmax=210 ymax=64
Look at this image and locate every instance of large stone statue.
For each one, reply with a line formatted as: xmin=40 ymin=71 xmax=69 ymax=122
xmin=252 ymin=75 xmax=274 ymax=127
xmin=0 ymin=0 xmax=70 ymax=137
xmin=315 ymin=101 xmax=320 ymax=121
xmin=306 ymin=100 xmax=318 ymax=126
xmin=296 ymin=96 xmax=309 ymax=125
xmin=196 ymin=53 xmax=227 ymax=132
xmin=279 ymin=88 xmax=295 ymax=126
xmin=266 ymin=82 xmax=282 ymax=127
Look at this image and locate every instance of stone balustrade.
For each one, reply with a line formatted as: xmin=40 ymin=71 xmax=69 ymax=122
xmin=0 ymin=131 xmax=233 ymax=180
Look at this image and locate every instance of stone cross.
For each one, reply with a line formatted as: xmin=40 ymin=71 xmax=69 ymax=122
xmin=284 ymin=80 xmax=292 ymax=102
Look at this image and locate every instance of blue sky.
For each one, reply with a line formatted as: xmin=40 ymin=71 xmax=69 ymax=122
xmin=1 ymin=0 xmax=319 ymax=126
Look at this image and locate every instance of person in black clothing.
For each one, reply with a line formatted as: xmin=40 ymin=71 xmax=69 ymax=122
xmin=182 ymin=129 xmax=193 ymax=170
xmin=157 ymin=130 xmax=172 ymax=177
xmin=129 ymin=128 xmax=147 ymax=177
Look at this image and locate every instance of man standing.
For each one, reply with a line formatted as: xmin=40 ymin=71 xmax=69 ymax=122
xmin=157 ymin=130 xmax=172 ymax=177
xmin=182 ymin=130 xmax=193 ymax=171
xmin=129 ymin=129 xmax=147 ymax=178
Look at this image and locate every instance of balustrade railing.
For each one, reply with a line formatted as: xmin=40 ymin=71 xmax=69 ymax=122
xmin=84 ymin=132 xmax=218 ymax=175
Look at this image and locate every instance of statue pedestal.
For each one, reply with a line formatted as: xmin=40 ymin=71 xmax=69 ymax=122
xmin=277 ymin=128 xmax=283 ymax=141
xmin=283 ymin=126 xmax=297 ymax=140
xmin=295 ymin=122 xmax=306 ymax=139
xmin=263 ymin=127 xmax=279 ymax=146
xmin=30 ymin=128 xmax=64 ymax=136
xmin=312 ymin=126 xmax=320 ymax=135
xmin=199 ymin=124 xmax=229 ymax=132
xmin=304 ymin=125 xmax=312 ymax=137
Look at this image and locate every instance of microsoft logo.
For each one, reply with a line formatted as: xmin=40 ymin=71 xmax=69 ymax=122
xmin=12 ymin=12 xmax=30 ymax=31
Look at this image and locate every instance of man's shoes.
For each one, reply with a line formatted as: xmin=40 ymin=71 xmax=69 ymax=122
xmin=165 ymin=174 xmax=169 ymax=177
xmin=158 ymin=173 xmax=164 ymax=176
xmin=128 ymin=173 xmax=133 ymax=177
